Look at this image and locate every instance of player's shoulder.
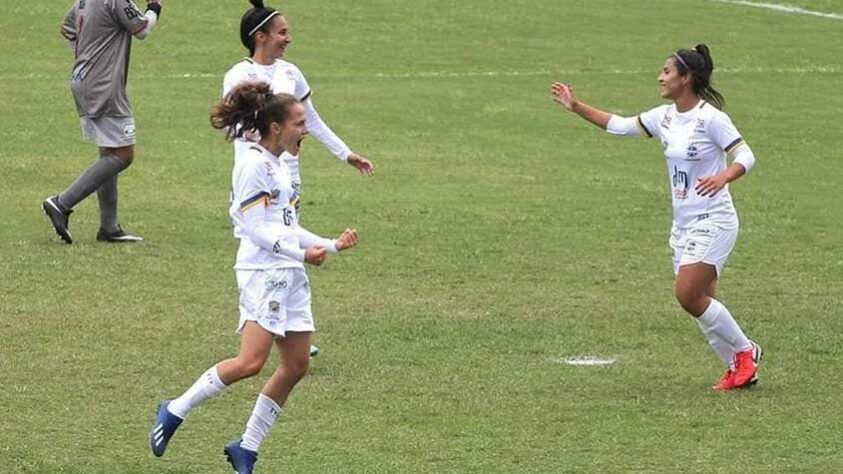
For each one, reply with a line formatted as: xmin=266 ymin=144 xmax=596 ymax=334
xmin=275 ymin=59 xmax=305 ymax=76
xmin=225 ymin=58 xmax=259 ymax=80
xmin=642 ymin=103 xmax=671 ymax=116
xmin=698 ymin=102 xmax=734 ymax=126
xmin=235 ymin=145 xmax=270 ymax=170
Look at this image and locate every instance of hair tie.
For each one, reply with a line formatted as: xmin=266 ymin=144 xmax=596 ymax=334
xmin=248 ymin=11 xmax=279 ymax=37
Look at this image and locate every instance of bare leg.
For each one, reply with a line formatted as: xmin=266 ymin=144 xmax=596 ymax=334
xmin=261 ymin=331 xmax=312 ymax=406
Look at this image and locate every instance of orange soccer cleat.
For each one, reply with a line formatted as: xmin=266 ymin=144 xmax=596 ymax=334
xmin=714 ymin=342 xmax=763 ymax=391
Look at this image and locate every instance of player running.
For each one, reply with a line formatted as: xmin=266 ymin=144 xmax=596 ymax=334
xmin=150 ymin=83 xmax=359 ymax=473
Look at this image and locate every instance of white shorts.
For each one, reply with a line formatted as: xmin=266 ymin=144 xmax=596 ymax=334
xmin=669 ymin=221 xmax=738 ymax=276
xmin=236 ymin=267 xmax=314 ymax=337
xmin=81 ymin=116 xmax=136 ymax=147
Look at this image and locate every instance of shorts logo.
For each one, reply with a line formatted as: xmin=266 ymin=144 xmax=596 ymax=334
xmin=123 ymin=122 xmax=136 ymax=140
xmin=265 ymin=280 xmax=288 ymax=290
xmin=268 ymin=300 xmax=280 ymax=313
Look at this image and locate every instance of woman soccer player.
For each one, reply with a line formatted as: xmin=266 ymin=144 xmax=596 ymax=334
xmin=551 ymin=44 xmax=762 ymax=391
xmin=43 ymin=0 xmax=163 ymax=243
xmin=150 ymin=83 xmax=359 ymax=473
xmin=226 ymin=0 xmax=374 ymax=356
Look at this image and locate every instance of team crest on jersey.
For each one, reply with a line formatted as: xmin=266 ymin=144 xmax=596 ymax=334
xmin=694 ymin=118 xmax=706 ymax=134
xmin=285 ymin=69 xmax=296 ymax=80
xmin=660 ymin=114 xmax=672 ymax=129
xmin=686 ymin=143 xmax=700 ymax=160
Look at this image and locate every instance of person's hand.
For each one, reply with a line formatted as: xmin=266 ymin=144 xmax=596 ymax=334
xmin=551 ymin=82 xmax=578 ymax=111
xmin=335 ymin=229 xmax=359 ymax=251
xmin=347 ymin=153 xmax=374 ymax=176
xmin=305 ymin=245 xmax=328 ymax=266
xmin=695 ymin=173 xmax=729 ymax=197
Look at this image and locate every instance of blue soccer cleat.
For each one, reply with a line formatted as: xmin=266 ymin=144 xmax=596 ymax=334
xmin=150 ymin=400 xmax=183 ymax=457
xmin=224 ymin=439 xmax=258 ymax=474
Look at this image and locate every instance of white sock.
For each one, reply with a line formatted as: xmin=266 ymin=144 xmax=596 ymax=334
xmin=697 ymin=299 xmax=752 ymax=360
xmin=696 ymin=316 xmax=735 ymax=368
xmin=168 ymin=365 xmax=227 ymax=419
xmin=240 ymin=394 xmax=282 ymax=452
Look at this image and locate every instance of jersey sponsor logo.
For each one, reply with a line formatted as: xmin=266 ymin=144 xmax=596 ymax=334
xmin=672 ymin=166 xmax=689 ymax=199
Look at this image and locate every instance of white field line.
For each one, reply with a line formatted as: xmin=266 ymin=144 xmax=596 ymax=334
xmin=710 ymin=0 xmax=843 ymax=20
xmin=2 ymin=65 xmax=839 ymax=82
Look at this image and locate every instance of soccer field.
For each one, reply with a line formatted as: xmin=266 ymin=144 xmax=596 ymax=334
xmin=1 ymin=0 xmax=842 ymax=472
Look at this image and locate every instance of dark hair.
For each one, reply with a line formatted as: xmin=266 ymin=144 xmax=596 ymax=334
xmin=240 ymin=0 xmax=281 ymax=56
xmin=210 ymin=83 xmax=300 ymax=142
xmin=672 ymin=44 xmax=726 ymax=110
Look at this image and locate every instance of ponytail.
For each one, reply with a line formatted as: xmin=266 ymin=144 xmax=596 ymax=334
xmin=673 ymin=44 xmax=726 ymax=110
xmin=210 ymin=83 xmax=299 ymax=141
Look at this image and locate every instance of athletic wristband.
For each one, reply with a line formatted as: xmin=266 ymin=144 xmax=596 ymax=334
xmin=146 ymin=2 xmax=162 ymax=17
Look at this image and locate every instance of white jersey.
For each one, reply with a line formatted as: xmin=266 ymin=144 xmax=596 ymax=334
xmin=230 ymin=144 xmax=303 ymax=270
xmin=223 ymin=58 xmax=311 ymax=181
xmin=637 ymin=101 xmax=745 ymax=229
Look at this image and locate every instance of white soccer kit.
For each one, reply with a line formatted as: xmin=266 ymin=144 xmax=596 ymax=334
xmin=222 ymin=58 xmax=352 ymax=195
xmin=229 ymin=144 xmax=336 ymax=336
xmin=608 ymin=100 xmax=754 ymax=274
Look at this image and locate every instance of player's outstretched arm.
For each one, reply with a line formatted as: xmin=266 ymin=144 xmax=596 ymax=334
xmin=551 ymin=82 xmax=612 ymax=130
xmin=346 ymin=153 xmax=374 ymax=177
xmin=303 ymin=99 xmax=375 ymax=176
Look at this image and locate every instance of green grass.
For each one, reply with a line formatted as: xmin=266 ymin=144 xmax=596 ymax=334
xmin=1 ymin=0 xmax=842 ymax=472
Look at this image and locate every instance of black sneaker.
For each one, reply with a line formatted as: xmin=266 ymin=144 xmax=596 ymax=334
xmin=42 ymin=196 xmax=73 ymax=244
xmin=96 ymin=226 xmax=143 ymax=243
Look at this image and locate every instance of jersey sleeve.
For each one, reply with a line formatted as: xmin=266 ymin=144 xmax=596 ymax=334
xmin=636 ymin=105 xmax=666 ymax=140
xmin=709 ymin=111 xmax=746 ymax=155
xmin=233 ymin=155 xmax=272 ymax=212
xmin=290 ymin=64 xmax=312 ymax=101
xmin=110 ymin=0 xmax=148 ymax=34
xmin=61 ymin=3 xmax=78 ymax=41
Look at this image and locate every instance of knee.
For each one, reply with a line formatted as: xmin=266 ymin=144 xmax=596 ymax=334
xmin=116 ymin=152 xmax=134 ymax=167
xmin=237 ymin=355 xmax=267 ymax=378
xmin=285 ymin=357 xmax=310 ymax=383
xmin=675 ymin=286 xmax=707 ymax=316
xmin=105 ymin=147 xmax=134 ymax=167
